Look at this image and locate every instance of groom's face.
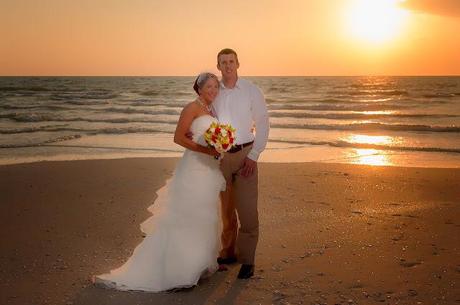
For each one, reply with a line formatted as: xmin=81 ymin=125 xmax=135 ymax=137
xmin=217 ymin=54 xmax=239 ymax=78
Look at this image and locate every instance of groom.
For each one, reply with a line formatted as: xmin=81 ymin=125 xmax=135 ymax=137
xmin=212 ymin=48 xmax=269 ymax=279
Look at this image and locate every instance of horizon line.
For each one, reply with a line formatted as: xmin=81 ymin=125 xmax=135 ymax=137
xmin=1 ymin=74 xmax=460 ymax=77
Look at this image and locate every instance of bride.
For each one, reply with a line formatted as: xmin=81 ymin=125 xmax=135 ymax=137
xmin=94 ymin=72 xmax=225 ymax=292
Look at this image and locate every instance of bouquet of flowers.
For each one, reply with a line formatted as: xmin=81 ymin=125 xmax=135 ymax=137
xmin=204 ymin=122 xmax=236 ymax=156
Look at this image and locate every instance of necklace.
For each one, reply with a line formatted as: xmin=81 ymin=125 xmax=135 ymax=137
xmin=196 ymin=98 xmax=212 ymax=113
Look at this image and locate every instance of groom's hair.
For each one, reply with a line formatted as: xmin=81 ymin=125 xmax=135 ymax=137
xmin=217 ymin=48 xmax=239 ymax=64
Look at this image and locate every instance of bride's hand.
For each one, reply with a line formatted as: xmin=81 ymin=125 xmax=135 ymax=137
xmin=185 ymin=131 xmax=194 ymax=140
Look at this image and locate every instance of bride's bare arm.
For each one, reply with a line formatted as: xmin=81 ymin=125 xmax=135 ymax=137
xmin=174 ymin=104 xmax=220 ymax=157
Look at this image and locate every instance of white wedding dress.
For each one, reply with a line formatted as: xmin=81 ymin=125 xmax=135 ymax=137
xmin=95 ymin=115 xmax=226 ymax=292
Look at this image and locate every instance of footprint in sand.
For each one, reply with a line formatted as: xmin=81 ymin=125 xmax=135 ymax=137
xmin=399 ymin=260 xmax=422 ymax=268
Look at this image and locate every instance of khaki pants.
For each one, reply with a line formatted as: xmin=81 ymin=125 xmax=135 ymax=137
xmin=219 ymin=145 xmax=259 ymax=265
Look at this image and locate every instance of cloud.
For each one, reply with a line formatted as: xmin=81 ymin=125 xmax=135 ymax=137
xmin=400 ymin=0 xmax=460 ymax=17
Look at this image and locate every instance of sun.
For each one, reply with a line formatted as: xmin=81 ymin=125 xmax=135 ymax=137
xmin=344 ymin=0 xmax=409 ymax=44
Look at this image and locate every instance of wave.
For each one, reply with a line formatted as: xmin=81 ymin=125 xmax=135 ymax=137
xmin=270 ymin=122 xmax=460 ymax=133
xmin=0 ymin=87 xmax=120 ymax=100
xmin=268 ymin=111 xmax=459 ymax=120
xmin=270 ymin=139 xmax=460 ymax=154
xmin=0 ymin=104 xmax=40 ymax=110
xmin=0 ymin=101 xmax=180 ymax=112
xmin=6 ymin=99 xmax=425 ymax=115
xmin=266 ymin=96 xmax=458 ymax=108
xmin=266 ymin=98 xmax=397 ymax=105
xmin=0 ymin=104 xmax=85 ymax=111
xmin=423 ymin=93 xmax=456 ymax=98
xmin=104 ymin=107 xmax=181 ymax=116
xmin=0 ymin=127 xmax=169 ymax=148
xmin=269 ymin=103 xmax=411 ymax=111
xmin=332 ymin=89 xmax=409 ymax=96
xmin=348 ymin=84 xmax=395 ymax=90
xmin=267 ymin=98 xmax=378 ymax=105
xmin=4 ymin=123 xmax=458 ymax=140
xmin=0 ymin=86 xmax=51 ymax=92
xmin=52 ymin=98 xmax=110 ymax=105
xmin=0 ymin=134 xmax=83 ymax=148
xmin=0 ymin=124 xmax=71 ymax=134
xmin=139 ymin=90 xmax=161 ymax=96
xmin=128 ymin=100 xmax=186 ymax=107
xmin=2 ymin=112 xmax=458 ymax=134
xmin=0 ymin=112 xmax=178 ymax=125
xmin=50 ymin=92 xmax=120 ymax=101
xmin=3 ymin=129 xmax=458 ymax=155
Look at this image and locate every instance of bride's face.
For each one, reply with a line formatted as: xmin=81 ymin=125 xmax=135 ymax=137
xmin=199 ymin=78 xmax=219 ymax=104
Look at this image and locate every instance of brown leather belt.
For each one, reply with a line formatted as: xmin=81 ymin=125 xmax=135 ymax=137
xmin=228 ymin=141 xmax=254 ymax=154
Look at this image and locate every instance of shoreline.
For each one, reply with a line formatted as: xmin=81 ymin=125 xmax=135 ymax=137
xmin=1 ymin=146 xmax=460 ymax=169
xmin=1 ymin=158 xmax=459 ymax=305
xmin=2 ymin=131 xmax=460 ymax=169
xmin=1 ymin=155 xmax=460 ymax=170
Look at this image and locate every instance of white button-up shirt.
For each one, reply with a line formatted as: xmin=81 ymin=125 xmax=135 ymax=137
xmin=212 ymin=78 xmax=269 ymax=161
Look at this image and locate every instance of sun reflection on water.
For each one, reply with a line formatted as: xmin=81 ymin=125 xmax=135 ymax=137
xmin=343 ymin=134 xmax=398 ymax=166
xmin=349 ymin=149 xmax=392 ymax=166
xmin=357 ymin=110 xmax=396 ymax=115
xmin=347 ymin=134 xmax=395 ymax=145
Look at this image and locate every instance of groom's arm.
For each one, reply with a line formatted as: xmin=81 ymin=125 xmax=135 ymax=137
xmin=240 ymin=86 xmax=269 ymax=177
xmin=247 ymin=86 xmax=269 ymax=162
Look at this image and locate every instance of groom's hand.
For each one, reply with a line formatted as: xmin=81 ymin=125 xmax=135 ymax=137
xmin=240 ymin=157 xmax=257 ymax=178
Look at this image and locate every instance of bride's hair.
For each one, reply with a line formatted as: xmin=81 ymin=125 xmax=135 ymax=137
xmin=193 ymin=72 xmax=219 ymax=94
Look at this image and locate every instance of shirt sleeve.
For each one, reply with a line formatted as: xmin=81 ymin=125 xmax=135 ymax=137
xmin=247 ymin=85 xmax=269 ymax=161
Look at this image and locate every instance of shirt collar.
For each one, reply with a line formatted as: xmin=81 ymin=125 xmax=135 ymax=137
xmin=220 ymin=78 xmax=241 ymax=89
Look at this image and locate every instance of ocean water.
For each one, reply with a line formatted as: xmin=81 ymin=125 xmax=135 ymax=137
xmin=1 ymin=76 xmax=459 ymax=167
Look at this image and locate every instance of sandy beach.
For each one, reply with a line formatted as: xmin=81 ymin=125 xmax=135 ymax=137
xmin=1 ymin=158 xmax=459 ymax=305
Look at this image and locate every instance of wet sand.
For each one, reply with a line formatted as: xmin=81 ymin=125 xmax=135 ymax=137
xmin=1 ymin=158 xmax=459 ymax=305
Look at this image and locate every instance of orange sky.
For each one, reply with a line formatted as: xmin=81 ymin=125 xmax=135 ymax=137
xmin=1 ymin=0 xmax=459 ymax=76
